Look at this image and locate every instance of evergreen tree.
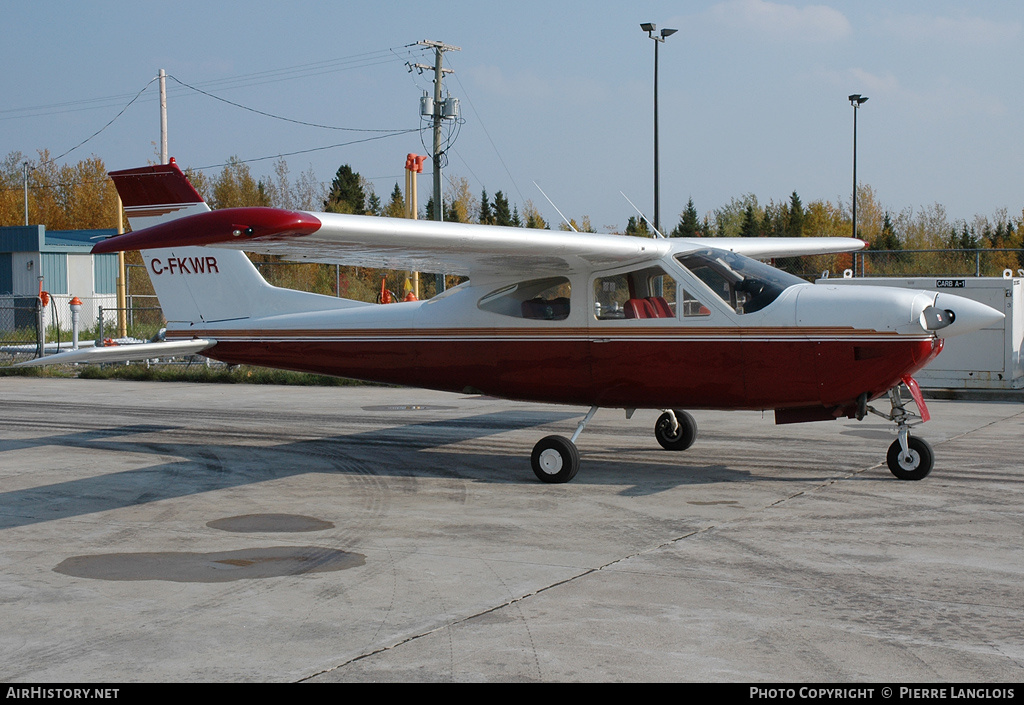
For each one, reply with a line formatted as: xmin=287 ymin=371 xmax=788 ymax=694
xmin=874 ymin=211 xmax=901 ymax=251
xmin=787 ymin=191 xmax=805 ymax=237
xmin=511 ymin=205 xmax=522 ymax=228
xmin=478 ymin=189 xmax=493 ymax=225
xmin=670 ymin=198 xmax=700 ymax=238
xmin=740 ymin=204 xmax=760 ymax=238
xmin=324 ymin=164 xmax=366 ymax=215
xmin=492 ymin=191 xmax=512 ymax=226
xmin=366 ymin=191 xmax=382 ymax=217
xmin=384 ymin=183 xmax=405 ymax=218
xmin=625 ymin=216 xmax=651 ymax=237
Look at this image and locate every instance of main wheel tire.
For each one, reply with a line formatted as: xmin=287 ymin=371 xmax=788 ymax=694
xmin=655 ymin=410 xmax=697 ymax=451
xmin=886 ymin=436 xmax=934 ymax=480
xmin=531 ymin=435 xmax=580 ymax=483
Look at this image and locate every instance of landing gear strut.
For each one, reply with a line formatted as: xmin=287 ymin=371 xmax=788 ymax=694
xmin=865 ymin=381 xmax=935 ymax=481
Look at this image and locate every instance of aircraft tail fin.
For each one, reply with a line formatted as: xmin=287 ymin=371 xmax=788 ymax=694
xmin=107 ymin=159 xmax=351 ymax=328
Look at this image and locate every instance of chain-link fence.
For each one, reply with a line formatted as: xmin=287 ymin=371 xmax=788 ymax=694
xmin=852 ymin=249 xmax=1024 ymax=279
xmin=0 ymin=296 xmax=42 ymax=363
xmin=769 ymin=249 xmax=1024 ymax=281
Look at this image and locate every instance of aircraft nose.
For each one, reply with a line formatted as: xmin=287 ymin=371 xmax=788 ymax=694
xmin=929 ymin=292 xmax=1004 ymax=338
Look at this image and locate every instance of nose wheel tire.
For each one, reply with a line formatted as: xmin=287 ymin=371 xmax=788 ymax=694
xmin=655 ymin=410 xmax=697 ymax=451
xmin=531 ymin=435 xmax=580 ymax=483
xmin=886 ymin=436 xmax=934 ymax=480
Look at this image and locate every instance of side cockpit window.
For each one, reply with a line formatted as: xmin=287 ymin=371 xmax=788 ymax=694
xmin=478 ymin=277 xmax=571 ymax=320
xmin=593 ymin=266 xmax=676 ymax=320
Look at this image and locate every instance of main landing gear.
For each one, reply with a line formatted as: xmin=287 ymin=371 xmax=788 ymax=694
xmin=531 ymin=406 xmax=596 ymax=483
xmin=864 ymin=381 xmax=935 ymax=481
xmin=530 ymin=406 xmax=699 ymax=483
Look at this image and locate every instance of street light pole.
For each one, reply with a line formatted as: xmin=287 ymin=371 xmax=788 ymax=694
xmin=849 ymin=94 xmax=868 ymax=242
xmin=642 ymin=23 xmax=677 ymax=236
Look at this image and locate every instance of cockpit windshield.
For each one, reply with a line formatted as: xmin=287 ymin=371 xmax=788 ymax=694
xmin=674 ymin=248 xmax=807 ymax=314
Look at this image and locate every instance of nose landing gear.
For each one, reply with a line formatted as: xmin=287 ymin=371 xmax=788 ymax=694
xmin=865 ymin=378 xmax=935 ymax=480
xmin=887 ymin=432 xmax=934 ymax=481
xmin=654 ymin=409 xmax=698 ymax=451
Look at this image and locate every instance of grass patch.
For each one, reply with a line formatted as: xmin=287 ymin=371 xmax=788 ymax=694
xmin=0 ymin=365 xmax=74 ymax=379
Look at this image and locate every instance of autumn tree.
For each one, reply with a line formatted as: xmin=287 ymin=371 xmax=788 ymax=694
xmin=0 ymin=150 xmax=119 ymax=229
xmin=209 ymin=157 xmax=270 ymax=209
xmin=522 ymin=200 xmax=548 ymax=229
xmin=555 ymin=215 xmax=596 ymax=233
xmin=446 ymin=176 xmax=477 ymax=224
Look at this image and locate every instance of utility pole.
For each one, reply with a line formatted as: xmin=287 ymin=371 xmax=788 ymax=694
xmin=116 ymin=194 xmax=127 ymax=337
xmin=159 ymin=69 xmax=168 ymax=164
xmin=411 ymin=40 xmax=459 ymax=293
xmin=23 ymin=161 xmax=29 ymax=225
xmin=849 ymin=94 xmax=868 ymax=244
xmin=641 ymin=24 xmax=677 ymax=236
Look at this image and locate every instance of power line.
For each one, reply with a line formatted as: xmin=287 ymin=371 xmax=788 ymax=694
xmin=447 ymin=58 xmax=527 ymax=208
xmin=42 ymin=77 xmax=159 ymax=166
xmin=166 ymin=74 xmax=412 ymax=132
xmin=192 ymin=128 xmax=428 ymax=171
xmin=1 ymin=44 xmax=431 ymax=122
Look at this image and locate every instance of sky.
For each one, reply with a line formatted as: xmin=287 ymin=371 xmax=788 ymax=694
xmin=2 ymin=0 xmax=1022 ymax=232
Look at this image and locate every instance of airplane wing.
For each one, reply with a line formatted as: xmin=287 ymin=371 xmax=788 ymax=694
xmin=93 ymin=207 xmax=673 ymax=277
xmin=15 ymin=339 xmax=216 ymax=367
xmin=92 ymin=206 xmax=864 ymax=276
xmin=96 ymin=162 xmax=865 ymax=276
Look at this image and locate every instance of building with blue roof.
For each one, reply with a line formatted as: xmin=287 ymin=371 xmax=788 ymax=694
xmin=1 ymin=225 xmax=119 ymax=332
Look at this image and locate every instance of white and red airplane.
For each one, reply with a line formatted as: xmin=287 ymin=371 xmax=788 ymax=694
xmin=24 ymin=160 xmax=1004 ymax=483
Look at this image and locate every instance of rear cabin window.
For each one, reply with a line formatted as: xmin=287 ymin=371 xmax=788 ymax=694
xmin=478 ymin=277 xmax=571 ymax=320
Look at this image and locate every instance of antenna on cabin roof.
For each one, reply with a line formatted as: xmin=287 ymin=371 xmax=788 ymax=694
xmin=533 ymin=182 xmax=576 ymax=232
xmin=621 ymin=192 xmax=666 ymax=238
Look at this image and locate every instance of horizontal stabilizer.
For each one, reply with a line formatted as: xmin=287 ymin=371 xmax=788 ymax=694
xmin=92 ymin=207 xmax=322 ymax=254
xmin=15 ymin=339 xmax=216 ymax=367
